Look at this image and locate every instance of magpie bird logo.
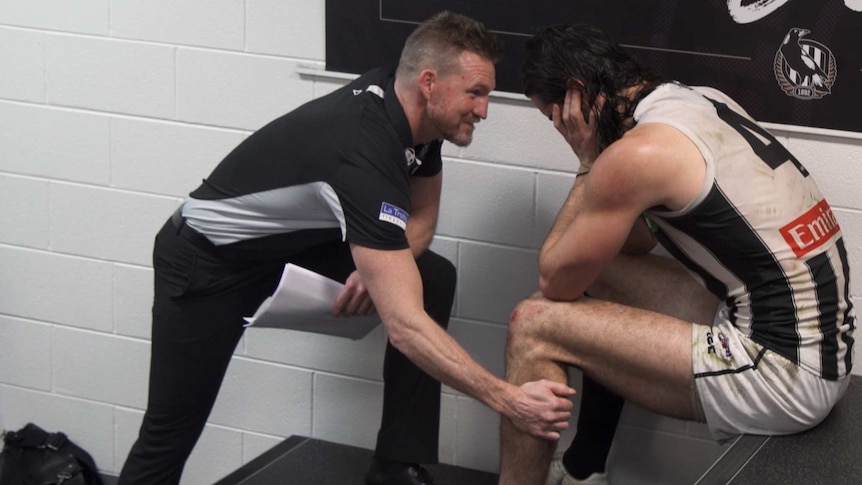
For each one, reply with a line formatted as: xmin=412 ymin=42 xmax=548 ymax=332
xmin=774 ymin=28 xmax=837 ymax=100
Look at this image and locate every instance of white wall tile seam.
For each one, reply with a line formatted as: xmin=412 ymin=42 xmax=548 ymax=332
xmin=225 ymin=354 xmax=357 ymax=376
xmin=0 ymin=242 xmax=121 ymax=262
xmin=443 ymin=156 xmax=576 ymax=177
xmin=0 ymin=24 xmax=99 ymax=38
xmin=0 ymin=24 xmax=324 ymax=65
xmin=230 ymin=355 xmax=344 ymax=378
xmin=0 ymin=313 xmax=143 ymax=337
xmin=113 ymin=260 xmax=155 ymax=269
xmin=44 ymin=179 xmax=182 ymax=202
xmin=175 ymin=44 xmax=325 ymax=65
xmin=834 ymin=207 xmax=862 ymax=215
xmin=0 ymin=97 xmax=49 ymax=109
xmin=172 ymin=47 xmax=178 ymax=119
xmin=0 ymin=97 xmax=255 ymax=134
xmin=760 ymin=122 xmax=862 ymax=142
xmin=295 ymin=66 xmax=357 ymax=82
xmin=0 ymin=313 xmax=125 ymax=334
xmin=432 ymin=235 xmax=540 ymax=253
xmin=240 ymin=0 xmax=248 ymax=52
xmin=239 ymin=429 xmax=285 ymax=442
xmin=451 ymin=317 xmax=509 ymax=330
xmin=111 ymin=403 xmax=147 ymax=414
xmin=1 ymin=381 xmax=118 ymax=408
xmin=47 ymin=324 xmax=151 ymax=343
xmin=0 ymin=171 xmax=60 ymax=184
xmin=295 ymin=67 xmax=539 ymax=105
xmin=0 ymin=241 xmax=49 ymax=252
xmin=449 ymin=314 xmax=516 ymax=327
xmin=0 ymin=168 xmax=115 ymax=186
xmin=0 ymin=314 xmax=55 ymax=328
xmin=108 ymin=116 xmax=115 ymax=187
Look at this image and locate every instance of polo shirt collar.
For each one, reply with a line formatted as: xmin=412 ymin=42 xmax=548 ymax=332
xmin=384 ymin=77 xmax=414 ymax=147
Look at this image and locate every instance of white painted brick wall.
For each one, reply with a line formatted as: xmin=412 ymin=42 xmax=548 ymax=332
xmin=0 ymin=28 xmax=45 ymax=103
xmin=49 ymin=183 xmax=177 ymax=265
xmin=0 ymin=0 xmax=109 ymax=35
xmin=52 ymin=327 xmax=150 ymax=408
xmin=439 ymin=160 xmax=538 ymax=247
xmin=462 ymin=99 xmax=577 ymax=171
xmin=110 ymin=118 xmax=247 ymax=197
xmin=0 ymin=316 xmax=52 ymax=390
xmin=112 ymin=264 xmax=153 ymax=338
xmin=1 ymin=2 xmax=860 ymax=483
xmin=0 ymin=247 xmax=114 ymax=331
xmin=312 ymin=374 xmax=383 ymax=450
xmin=0 ymin=175 xmax=50 ymax=248
xmin=246 ymin=0 xmax=325 ymax=60
xmin=0 ymin=103 xmax=111 ymax=183
xmin=46 ymin=35 xmax=176 ymax=117
xmin=243 ymin=326 xmax=387 ymax=381
xmin=176 ymin=50 xmax=314 ymax=130
xmin=110 ymin=0 xmax=245 ymax=51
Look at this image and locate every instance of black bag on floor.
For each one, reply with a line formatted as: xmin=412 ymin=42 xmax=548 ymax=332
xmin=0 ymin=423 xmax=103 ymax=485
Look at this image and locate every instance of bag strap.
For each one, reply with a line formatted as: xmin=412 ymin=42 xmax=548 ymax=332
xmin=3 ymin=422 xmax=51 ymax=449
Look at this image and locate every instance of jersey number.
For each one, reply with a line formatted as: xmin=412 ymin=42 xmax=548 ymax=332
xmin=710 ymin=99 xmax=809 ymax=177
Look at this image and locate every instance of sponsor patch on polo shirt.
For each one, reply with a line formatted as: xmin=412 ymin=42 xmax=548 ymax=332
xmin=379 ymin=202 xmax=408 ymax=230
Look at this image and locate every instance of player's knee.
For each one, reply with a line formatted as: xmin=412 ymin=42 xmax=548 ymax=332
xmin=506 ymin=298 xmax=544 ymax=359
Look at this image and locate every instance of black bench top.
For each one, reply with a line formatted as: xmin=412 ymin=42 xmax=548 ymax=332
xmin=698 ymin=375 xmax=861 ymax=484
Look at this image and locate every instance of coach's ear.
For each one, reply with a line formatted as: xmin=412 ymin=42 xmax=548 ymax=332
xmin=419 ymin=69 xmax=437 ymax=101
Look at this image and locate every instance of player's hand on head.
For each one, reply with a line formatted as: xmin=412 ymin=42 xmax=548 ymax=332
xmin=552 ymin=87 xmax=601 ymax=168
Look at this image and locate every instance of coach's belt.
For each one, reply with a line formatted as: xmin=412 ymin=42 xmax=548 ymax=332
xmin=170 ymin=208 xmax=219 ymax=252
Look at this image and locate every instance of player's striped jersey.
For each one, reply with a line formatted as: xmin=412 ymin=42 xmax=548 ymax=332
xmin=638 ymin=83 xmax=855 ymax=380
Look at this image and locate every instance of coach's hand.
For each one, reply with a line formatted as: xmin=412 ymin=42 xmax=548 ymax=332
xmin=333 ymin=270 xmax=377 ymax=317
xmin=508 ymin=379 xmax=576 ymax=440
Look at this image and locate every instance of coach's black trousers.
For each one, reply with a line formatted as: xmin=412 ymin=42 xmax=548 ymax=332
xmin=117 ymin=219 xmax=456 ymax=485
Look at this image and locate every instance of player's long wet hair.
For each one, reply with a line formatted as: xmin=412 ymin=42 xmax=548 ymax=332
xmin=397 ymin=11 xmax=504 ymax=79
xmin=521 ymin=24 xmax=666 ymax=151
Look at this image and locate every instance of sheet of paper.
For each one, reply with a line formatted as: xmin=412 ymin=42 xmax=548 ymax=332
xmin=243 ymin=263 xmax=381 ymax=340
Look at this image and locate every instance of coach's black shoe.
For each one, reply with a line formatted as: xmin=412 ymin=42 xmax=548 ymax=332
xmin=365 ymin=457 xmax=436 ymax=485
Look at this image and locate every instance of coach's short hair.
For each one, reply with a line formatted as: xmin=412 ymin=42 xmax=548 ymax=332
xmin=396 ymin=11 xmax=503 ymax=79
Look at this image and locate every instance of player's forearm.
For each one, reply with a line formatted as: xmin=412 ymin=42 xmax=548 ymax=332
xmin=541 ymin=174 xmax=588 ymax=257
xmin=538 ymin=175 xmax=591 ymax=299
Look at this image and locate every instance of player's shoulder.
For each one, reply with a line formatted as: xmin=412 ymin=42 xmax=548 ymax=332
xmin=604 ymin=124 xmax=682 ymax=169
xmin=593 ymin=125 xmax=701 ymax=205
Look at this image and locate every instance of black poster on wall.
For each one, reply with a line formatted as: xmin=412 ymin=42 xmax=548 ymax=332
xmin=326 ymin=0 xmax=862 ymax=135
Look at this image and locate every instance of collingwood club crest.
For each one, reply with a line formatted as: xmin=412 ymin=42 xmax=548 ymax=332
xmin=774 ymin=28 xmax=837 ymax=100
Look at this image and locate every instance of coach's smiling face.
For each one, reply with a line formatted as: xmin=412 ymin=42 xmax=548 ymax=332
xmin=425 ymin=50 xmax=495 ymax=147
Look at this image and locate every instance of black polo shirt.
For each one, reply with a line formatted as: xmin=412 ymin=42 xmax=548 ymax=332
xmin=180 ymin=67 xmax=443 ymax=260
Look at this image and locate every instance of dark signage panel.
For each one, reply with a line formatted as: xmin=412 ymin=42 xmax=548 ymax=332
xmin=326 ymin=0 xmax=862 ymax=134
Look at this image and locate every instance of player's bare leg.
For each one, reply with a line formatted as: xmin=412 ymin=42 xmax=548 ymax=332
xmin=499 ymin=254 xmax=718 ymax=484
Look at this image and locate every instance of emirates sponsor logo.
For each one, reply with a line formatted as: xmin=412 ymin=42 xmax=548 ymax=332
xmin=780 ymin=200 xmax=840 ymax=257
